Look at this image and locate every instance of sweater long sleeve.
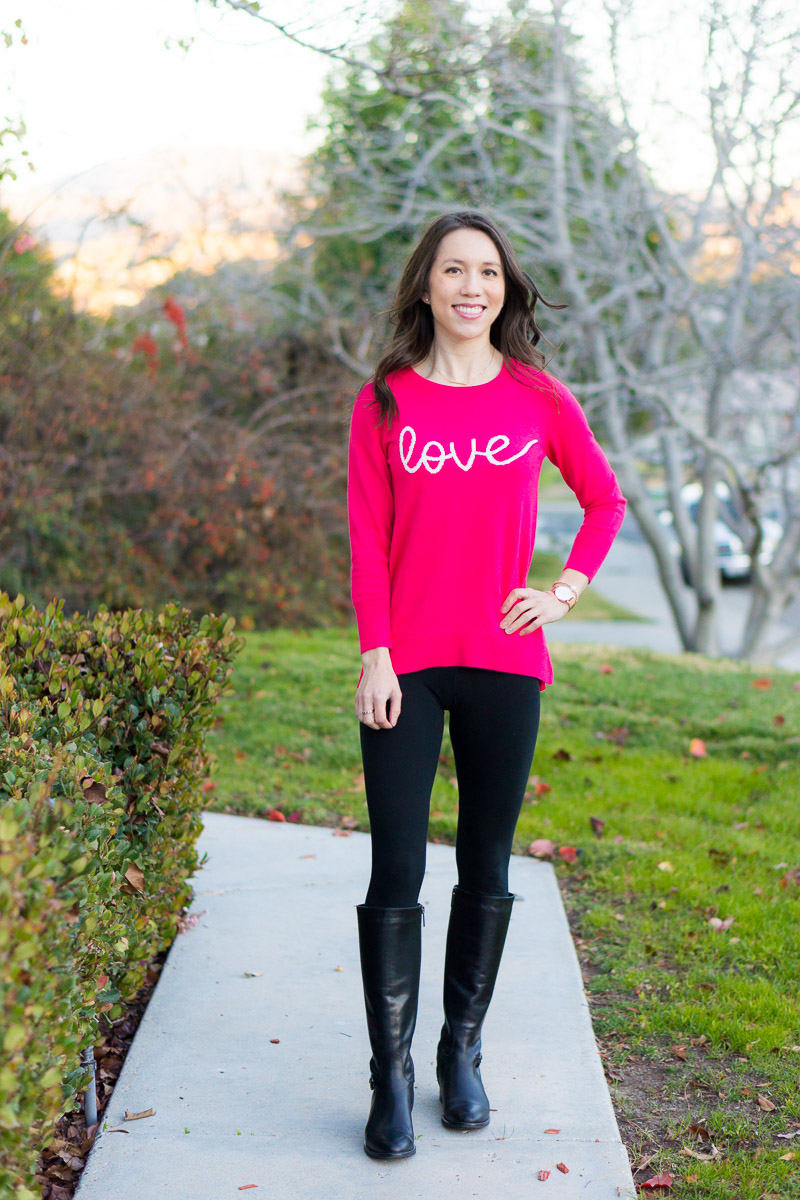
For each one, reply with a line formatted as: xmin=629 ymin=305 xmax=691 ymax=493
xmin=347 ymin=391 xmax=395 ymax=653
xmin=347 ymin=361 xmax=626 ymax=689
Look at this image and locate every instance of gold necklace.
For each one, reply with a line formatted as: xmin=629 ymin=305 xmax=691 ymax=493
xmin=426 ymin=349 xmax=499 ymax=386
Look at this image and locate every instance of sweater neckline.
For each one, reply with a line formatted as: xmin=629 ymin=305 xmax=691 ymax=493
xmin=405 ymin=359 xmax=508 ymax=391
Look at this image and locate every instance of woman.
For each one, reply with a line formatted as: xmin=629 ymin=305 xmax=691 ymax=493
xmin=347 ymin=210 xmax=626 ymax=1160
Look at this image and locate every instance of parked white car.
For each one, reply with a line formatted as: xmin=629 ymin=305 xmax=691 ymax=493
xmin=658 ymin=483 xmax=783 ymax=584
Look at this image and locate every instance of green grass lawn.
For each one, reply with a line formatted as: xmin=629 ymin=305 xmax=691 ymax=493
xmin=206 ymin=627 xmax=800 ymax=1197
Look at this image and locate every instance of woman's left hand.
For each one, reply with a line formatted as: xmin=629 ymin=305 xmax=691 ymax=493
xmin=499 ymin=587 xmax=569 ymax=635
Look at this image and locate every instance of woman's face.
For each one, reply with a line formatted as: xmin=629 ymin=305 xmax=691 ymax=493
xmin=422 ymin=228 xmax=506 ymax=344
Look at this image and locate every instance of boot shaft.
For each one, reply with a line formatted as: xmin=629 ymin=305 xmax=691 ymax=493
xmin=356 ymin=904 xmax=424 ymax=1052
xmin=441 ymin=886 xmax=514 ymax=1041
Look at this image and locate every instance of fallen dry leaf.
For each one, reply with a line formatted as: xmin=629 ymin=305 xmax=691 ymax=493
xmin=556 ymin=1162 xmax=569 ymax=1173
xmin=778 ymin=1152 xmax=796 ymax=1162
xmin=270 ymin=1038 xmax=280 ymax=1044
xmin=298 ymin=854 xmax=316 ymax=860
xmin=124 ymin=1108 xmax=155 ymax=1121
xmin=640 ymin=1173 xmax=673 ymax=1189
xmin=680 ymin=1145 xmax=722 ymax=1161
xmin=708 ymin=916 xmax=735 ymax=932
xmin=47 ymin=1137 xmax=81 ymax=1158
xmin=558 ymin=845 xmax=578 ymax=864
xmin=689 ymin=738 xmax=708 ymax=758
xmin=590 ymin=816 xmax=605 ymax=836
xmin=43 ymin=1162 xmax=73 ymax=1184
xmin=534 ymin=779 xmax=553 ymax=796
xmin=537 ymin=1169 xmax=551 ymax=1181
xmin=657 ymin=861 xmax=674 ymax=872
xmin=598 ymin=663 xmax=613 ymax=674
xmin=751 ymin=677 xmax=773 ymax=689
xmin=671 ymin=1045 xmax=689 ymax=1062
xmin=242 ymin=972 xmax=263 ymax=978
xmin=83 ymin=780 xmax=108 ymax=804
xmin=544 ymin=1128 xmax=561 ymax=1134
xmin=238 ymin=1187 xmax=259 ymax=1192
xmin=123 ymin=864 xmax=145 ymax=893
xmin=266 ymin=809 xmax=286 ymax=822
xmin=528 ymin=838 xmax=557 ymax=859
xmin=757 ymin=1094 xmax=777 ymax=1111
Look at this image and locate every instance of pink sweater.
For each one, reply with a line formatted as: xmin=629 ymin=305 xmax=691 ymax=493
xmin=347 ymin=361 xmax=626 ymax=690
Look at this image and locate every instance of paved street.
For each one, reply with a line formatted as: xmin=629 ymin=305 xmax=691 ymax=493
xmin=538 ymin=502 xmax=800 ymax=670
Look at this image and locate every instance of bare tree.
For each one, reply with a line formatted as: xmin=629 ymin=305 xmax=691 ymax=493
xmin=205 ymin=0 xmax=800 ymax=661
xmin=593 ymin=0 xmax=800 ymax=659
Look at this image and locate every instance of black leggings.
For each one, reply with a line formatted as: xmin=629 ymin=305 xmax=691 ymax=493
xmin=359 ymin=666 xmax=541 ymax=908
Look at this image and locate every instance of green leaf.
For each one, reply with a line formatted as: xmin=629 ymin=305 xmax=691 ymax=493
xmin=3 ymin=1025 xmax=27 ymax=1053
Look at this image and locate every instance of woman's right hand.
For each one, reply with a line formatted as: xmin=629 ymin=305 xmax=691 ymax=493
xmin=356 ymin=647 xmax=402 ymax=730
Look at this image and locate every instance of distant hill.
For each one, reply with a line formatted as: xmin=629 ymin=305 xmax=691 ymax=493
xmin=0 ymin=146 xmax=302 ymax=312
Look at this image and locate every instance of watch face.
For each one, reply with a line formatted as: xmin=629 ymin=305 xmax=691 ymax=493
xmin=554 ymin=585 xmax=572 ymax=601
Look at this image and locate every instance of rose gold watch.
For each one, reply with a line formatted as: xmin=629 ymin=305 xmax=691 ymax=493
xmin=551 ymin=581 xmax=578 ymax=610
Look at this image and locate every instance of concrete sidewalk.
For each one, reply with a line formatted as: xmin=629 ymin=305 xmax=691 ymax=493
xmin=76 ymin=815 xmax=636 ymax=1200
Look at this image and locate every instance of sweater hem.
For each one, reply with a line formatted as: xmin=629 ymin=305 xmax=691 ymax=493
xmin=384 ymin=629 xmax=552 ymax=690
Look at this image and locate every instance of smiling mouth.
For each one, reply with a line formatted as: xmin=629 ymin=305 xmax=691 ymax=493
xmin=453 ymin=304 xmax=486 ymax=317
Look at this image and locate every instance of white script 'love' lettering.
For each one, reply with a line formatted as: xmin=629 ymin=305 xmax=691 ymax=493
xmin=399 ymin=425 xmax=539 ymax=475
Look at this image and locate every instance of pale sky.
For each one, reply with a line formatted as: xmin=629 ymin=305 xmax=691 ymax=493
xmin=0 ymin=0 xmax=334 ymax=188
xmin=1 ymin=0 xmax=792 ymax=204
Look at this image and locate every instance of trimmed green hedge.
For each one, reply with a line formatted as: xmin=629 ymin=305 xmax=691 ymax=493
xmin=0 ymin=593 xmax=242 ymax=1199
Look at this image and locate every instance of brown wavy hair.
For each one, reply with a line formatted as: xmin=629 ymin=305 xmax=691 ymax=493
xmin=369 ymin=210 xmax=566 ymax=428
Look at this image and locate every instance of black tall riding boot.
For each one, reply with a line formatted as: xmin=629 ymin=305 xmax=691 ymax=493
xmin=356 ymin=903 xmax=424 ymax=1159
xmin=436 ymin=885 xmax=514 ymax=1130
